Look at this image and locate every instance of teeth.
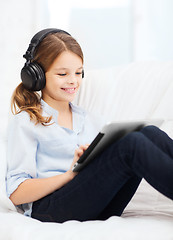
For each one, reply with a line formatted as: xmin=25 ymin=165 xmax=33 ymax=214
xmin=62 ymin=88 xmax=76 ymax=93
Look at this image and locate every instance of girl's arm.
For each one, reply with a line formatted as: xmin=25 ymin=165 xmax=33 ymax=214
xmin=10 ymin=145 xmax=88 ymax=206
xmin=10 ymin=171 xmax=74 ymax=205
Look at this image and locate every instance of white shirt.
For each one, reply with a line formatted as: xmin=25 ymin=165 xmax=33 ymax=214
xmin=6 ymin=100 xmax=105 ymax=216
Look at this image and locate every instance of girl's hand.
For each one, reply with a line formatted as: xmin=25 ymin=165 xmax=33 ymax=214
xmin=73 ymin=144 xmax=89 ymax=166
xmin=67 ymin=144 xmax=89 ymax=179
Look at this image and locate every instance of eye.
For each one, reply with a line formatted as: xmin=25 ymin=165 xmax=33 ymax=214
xmin=58 ymin=73 xmax=66 ymax=76
xmin=76 ymin=72 xmax=83 ymax=76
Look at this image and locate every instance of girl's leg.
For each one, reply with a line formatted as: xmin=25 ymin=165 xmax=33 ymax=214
xmin=97 ymin=175 xmax=141 ymax=220
xmin=97 ymin=125 xmax=173 ymax=220
xmin=141 ymin=125 xmax=173 ymax=158
xmin=32 ymin=130 xmax=173 ymax=223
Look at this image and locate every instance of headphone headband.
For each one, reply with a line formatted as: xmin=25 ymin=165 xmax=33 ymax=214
xmin=23 ymin=28 xmax=71 ymax=61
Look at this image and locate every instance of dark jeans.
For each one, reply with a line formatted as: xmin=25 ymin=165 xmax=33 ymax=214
xmin=31 ymin=126 xmax=173 ymax=223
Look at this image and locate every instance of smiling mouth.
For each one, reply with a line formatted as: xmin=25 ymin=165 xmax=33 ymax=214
xmin=61 ymin=88 xmax=76 ymax=94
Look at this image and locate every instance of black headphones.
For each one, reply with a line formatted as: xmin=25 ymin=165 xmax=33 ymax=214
xmin=21 ymin=28 xmax=84 ymax=91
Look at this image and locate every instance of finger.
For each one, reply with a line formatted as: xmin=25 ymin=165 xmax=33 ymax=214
xmin=84 ymin=144 xmax=90 ymax=148
xmin=79 ymin=144 xmax=89 ymax=151
xmin=78 ymin=149 xmax=84 ymax=157
xmin=75 ymin=148 xmax=83 ymax=157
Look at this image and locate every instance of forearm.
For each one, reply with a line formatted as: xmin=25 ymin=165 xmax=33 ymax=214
xmin=10 ymin=171 xmax=75 ymax=206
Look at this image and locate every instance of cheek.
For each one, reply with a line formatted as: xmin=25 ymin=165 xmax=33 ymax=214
xmin=78 ymin=78 xmax=82 ymax=87
xmin=46 ymin=77 xmax=62 ymax=89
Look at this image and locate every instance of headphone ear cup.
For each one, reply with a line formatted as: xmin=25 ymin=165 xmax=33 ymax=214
xmin=21 ymin=62 xmax=46 ymax=91
xmin=32 ymin=62 xmax=46 ymax=91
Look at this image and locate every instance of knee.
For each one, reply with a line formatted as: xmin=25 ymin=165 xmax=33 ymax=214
xmin=140 ymin=125 xmax=159 ymax=136
xmin=124 ymin=131 xmax=145 ymax=145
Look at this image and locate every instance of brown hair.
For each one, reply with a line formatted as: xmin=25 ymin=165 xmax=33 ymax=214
xmin=11 ymin=32 xmax=84 ymax=125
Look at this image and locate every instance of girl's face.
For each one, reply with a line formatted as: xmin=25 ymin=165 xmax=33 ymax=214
xmin=42 ymin=50 xmax=83 ymax=107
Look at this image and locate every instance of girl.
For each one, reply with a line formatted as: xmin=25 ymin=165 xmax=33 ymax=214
xmin=6 ymin=28 xmax=173 ymax=223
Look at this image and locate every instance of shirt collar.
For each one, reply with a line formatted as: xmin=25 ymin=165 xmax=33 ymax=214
xmin=41 ymin=99 xmax=86 ymax=134
xmin=41 ymin=99 xmax=59 ymax=123
xmin=70 ymin=102 xmax=86 ymax=134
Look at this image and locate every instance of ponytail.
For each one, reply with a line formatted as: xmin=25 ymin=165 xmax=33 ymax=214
xmin=11 ymin=83 xmax=52 ymax=125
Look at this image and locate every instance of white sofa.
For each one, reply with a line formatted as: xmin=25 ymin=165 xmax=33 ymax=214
xmin=0 ymin=61 xmax=173 ymax=240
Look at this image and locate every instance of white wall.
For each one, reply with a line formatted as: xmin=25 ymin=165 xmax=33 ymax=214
xmin=133 ymin=0 xmax=173 ymax=61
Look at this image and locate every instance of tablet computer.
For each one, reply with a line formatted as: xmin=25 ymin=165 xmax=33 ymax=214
xmin=72 ymin=119 xmax=164 ymax=172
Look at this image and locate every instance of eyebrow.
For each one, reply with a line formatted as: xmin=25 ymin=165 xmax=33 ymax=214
xmin=55 ymin=67 xmax=83 ymax=71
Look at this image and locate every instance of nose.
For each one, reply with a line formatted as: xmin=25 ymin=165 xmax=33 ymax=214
xmin=67 ymin=74 xmax=77 ymax=84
